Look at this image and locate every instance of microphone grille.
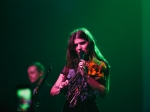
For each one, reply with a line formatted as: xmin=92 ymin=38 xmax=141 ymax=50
xmin=79 ymin=50 xmax=85 ymax=59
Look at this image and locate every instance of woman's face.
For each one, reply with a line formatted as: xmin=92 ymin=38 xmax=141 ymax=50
xmin=74 ymin=38 xmax=89 ymax=56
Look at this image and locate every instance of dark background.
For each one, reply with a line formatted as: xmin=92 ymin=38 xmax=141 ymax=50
xmin=1 ymin=0 xmax=150 ymax=112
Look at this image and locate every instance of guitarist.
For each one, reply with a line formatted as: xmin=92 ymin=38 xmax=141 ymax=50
xmin=27 ymin=62 xmax=58 ymax=112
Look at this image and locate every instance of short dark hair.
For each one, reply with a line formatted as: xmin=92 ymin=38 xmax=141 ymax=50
xmin=29 ymin=62 xmax=45 ymax=74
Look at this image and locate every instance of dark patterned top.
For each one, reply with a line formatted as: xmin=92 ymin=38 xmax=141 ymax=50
xmin=62 ymin=57 xmax=109 ymax=108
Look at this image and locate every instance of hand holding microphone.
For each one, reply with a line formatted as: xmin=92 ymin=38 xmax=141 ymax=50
xmin=78 ymin=50 xmax=88 ymax=77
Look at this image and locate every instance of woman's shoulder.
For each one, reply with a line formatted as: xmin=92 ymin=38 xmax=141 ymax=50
xmin=88 ymin=57 xmax=109 ymax=75
xmin=89 ymin=57 xmax=108 ymax=67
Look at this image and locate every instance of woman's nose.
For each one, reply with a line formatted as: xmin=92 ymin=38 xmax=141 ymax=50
xmin=77 ymin=44 xmax=82 ymax=50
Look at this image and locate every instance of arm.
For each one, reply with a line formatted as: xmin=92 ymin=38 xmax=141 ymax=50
xmin=50 ymin=73 xmax=66 ymax=96
xmin=86 ymin=75 xmax=110 ymax=97
xmin=79 ymin=59 xmax=110 ymax=97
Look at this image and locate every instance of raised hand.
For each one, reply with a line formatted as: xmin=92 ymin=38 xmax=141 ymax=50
xmin=59 ymin=80 xmax=69 ymax=89
xmin=78 ymin=59 xmax=88 ymax=77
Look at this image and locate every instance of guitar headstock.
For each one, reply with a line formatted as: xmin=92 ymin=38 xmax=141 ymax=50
xmin=47 ymin=63 xmax=53 ymax=73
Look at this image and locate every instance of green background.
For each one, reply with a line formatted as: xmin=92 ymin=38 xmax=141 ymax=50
xmin=1 ymin=0 xmax=150 ymax=111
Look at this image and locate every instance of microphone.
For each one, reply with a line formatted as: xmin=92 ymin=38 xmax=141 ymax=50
xmin=79 ymin=50 xmax=85 ymax=60
xmin=79 ymin=50 xmax=87 ymax=79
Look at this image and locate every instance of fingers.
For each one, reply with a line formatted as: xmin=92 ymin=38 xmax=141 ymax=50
xmin=65 ymin=80 xmax=69 ymax=86
xmin=62 ymin=80 xmax=68 ymax=86
xmin=60 ymin=80 xmax=69 ymax=88
xmin=78 ymin=60 xmax=88 ymax=76
xmin=79 ymin=60 xmax=85 ymax=69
